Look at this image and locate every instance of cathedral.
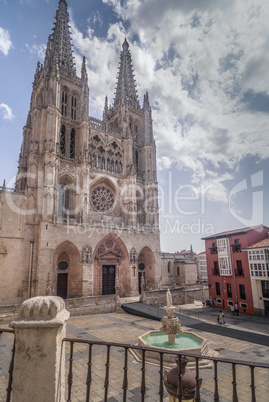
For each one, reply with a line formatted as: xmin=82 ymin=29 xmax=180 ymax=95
xmin=0 ymin=0 xmax=161 ymax=302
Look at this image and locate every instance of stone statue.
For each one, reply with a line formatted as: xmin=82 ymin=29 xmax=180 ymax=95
xmin=166 ymin=289 xmax=172 ymax=307
xmin=130 ymin=247 xmax=137 ymax=263
xmin=82 ymin=246 xmax=92 ymax=264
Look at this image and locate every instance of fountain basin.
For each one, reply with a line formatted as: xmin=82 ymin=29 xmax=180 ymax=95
xmin=142 ymin=331 xmax=203 ymax=350
xmin=138 ymin=330 xmax=208 ymax=364
xmin=133 ymin=330 xmax=218 ymax=369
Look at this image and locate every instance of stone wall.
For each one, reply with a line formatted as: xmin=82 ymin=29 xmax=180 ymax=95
xmin=142 ymin=285 xmax=208 ymax=308
xmin=0 ymin=191 xmax=33 ymax=301
xmin=0 ymin=303 xmax=20 ymax=323
xmin=143 ymin=288 xmax=185 ymax=307
xmin=184 ymin=286 xmax=209 ymax=301
xmin=64 ymin=294 xmax=118 ymax=316
xmin=0 ymin=295 xmax=119 ymax=323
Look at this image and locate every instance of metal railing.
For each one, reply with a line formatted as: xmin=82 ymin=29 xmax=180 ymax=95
xmin=63 ymin=337 xmax=269 ymax=402
xmin=1 ymin=327 xmax=269 ymax=401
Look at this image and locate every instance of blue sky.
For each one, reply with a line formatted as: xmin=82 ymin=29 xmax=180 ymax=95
xmin=1 ymin=0 xmax=269 ymax=252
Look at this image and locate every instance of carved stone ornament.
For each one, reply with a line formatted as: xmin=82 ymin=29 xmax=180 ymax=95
xmin=59 ymin=164 xmax=76 ymax=176
xmin=138 ymin=253 xmax=146 ymax=263
xmin=12 ymin=296 xmax=70 ymax=327
xmin=97 ymin=238 xmax=123 ymax=258
xmin=105 ymin=239 xmax=113 ymax=249
xmin=82 ymin=245 xmax=92 ymax=264
xmin=114 ymin=244 xmax=122 ymax=255
xmin=130 ymin=247 xmax=137 ymax=263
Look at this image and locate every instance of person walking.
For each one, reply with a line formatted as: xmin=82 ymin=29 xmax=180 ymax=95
xmin=218 ymin=310 xmax=225 ymax=324
xmin=234 ymin=302 xmax=239 ymax=316
xmin=230 ymin=305 xmax=235 ymax=316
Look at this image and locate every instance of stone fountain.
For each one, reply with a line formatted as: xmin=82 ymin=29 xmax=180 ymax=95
xmin=132 ymin=290 xmax=218 ymax=369
xmin=159 ymin=289 xmax=182 ymax=342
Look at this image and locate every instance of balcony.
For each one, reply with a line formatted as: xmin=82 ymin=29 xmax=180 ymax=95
xmin=1 ymin=326 xmax=269 ymax=402
xmin=209 ymin=245 xmax=218 ymax=254
xmin=235 ymin=268 xmax=244 ymax=277
xmin=212 ymin=268 xmax=220 ymax=276
xmin=231 ymin=243 xmax=241 ymax=252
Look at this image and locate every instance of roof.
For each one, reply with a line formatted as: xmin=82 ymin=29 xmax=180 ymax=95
xmin=201 ymin=225 xmax=269 ymax=240
xmin=244 ymin=237 xmax=269 ymax=249
xmin=197 ymin=251 xmax=206 ymax=255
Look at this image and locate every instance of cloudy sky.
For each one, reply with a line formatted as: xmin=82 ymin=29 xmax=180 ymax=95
xmin=1 ymin=0 xmax=269 ymax=252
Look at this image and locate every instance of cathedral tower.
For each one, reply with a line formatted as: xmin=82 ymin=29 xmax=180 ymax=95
xmin=1 ymin=0 xmax=161 ymax=301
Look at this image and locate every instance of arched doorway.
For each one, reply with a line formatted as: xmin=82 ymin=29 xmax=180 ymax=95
xmin=52 ymin=241 xmax=82 ymax=299
xmin=138 ymin=247 xmax=155 ymax=292
xmin=93 ymin=235 xmax=130 ymax=296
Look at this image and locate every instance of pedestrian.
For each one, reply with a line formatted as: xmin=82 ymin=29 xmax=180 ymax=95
xmin=218 ymin=310 xmax=224 ymax=324
xmin=202 ymin=299 xmax=205 ymax=307
xmin=234 ymin=302 xmax=239 ymax=316
xmin=230 ymin=304 xmax=235 ymax=316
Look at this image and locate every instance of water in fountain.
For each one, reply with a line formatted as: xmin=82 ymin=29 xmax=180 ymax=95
xmin=144 ymin=332 xmax=203 ymax=349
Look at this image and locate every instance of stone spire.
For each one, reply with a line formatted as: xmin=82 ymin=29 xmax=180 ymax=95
xmin=143 ymin=92 xmax=153 ymax=144
xmin=113 ymin=39 xmax=139 ymax=109
xmin=81 ymin=56 xmax=89 ymax=119
xmin=81 ymin=56 xmax=88 ymax=82
xmin=44 ymin=0 xmax=76 ymax=76
xmin=103 ymin=96 xmax=108 ymax=121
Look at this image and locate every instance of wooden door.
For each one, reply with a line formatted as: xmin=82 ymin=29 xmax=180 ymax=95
xmin=102 ymin=265 xmax=115 ymax=295
xmin=57 ymin=273 xmax=68 ymax=299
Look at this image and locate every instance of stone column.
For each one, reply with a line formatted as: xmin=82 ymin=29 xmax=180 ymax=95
xmin=11 ymin=296 xmax=70 ymax=402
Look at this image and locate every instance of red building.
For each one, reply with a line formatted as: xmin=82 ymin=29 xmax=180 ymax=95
xmin=202 ymin=225 xmax=269 ymax=315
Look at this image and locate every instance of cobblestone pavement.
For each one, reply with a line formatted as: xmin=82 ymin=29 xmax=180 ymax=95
xmin=1 ymin=308 xmax=269 ymax=401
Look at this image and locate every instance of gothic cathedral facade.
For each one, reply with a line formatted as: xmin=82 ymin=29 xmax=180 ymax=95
xmin=0 ymin=0 xmax=161 ymax=301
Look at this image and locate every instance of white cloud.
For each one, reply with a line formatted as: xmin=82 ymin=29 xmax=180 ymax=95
xmin=0 ymin=27 xmax=12 ymax=56
xmin=25 ymin=43 xmax=46 ymax=60
xmin=0 ymin=103 xmax=15 ymax=121
xmin=70 ymin=0 xmax=269 ymax=199
xmin=87 ymin=11 xmax=103 ymax=27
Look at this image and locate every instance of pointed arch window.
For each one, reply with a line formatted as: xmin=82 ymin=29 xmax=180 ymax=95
xmin=71 ymin=96 xmax=77 ymax=120
xmin=168 ymin=261 xmax=171 ymax=273
xmin=135 ymin=150 xmax=139 ymax=174
xmin=70 ymin=128 xmax=75 ymax=159
xmin=60 ymin=125 xmax=66 ymax=155
xmin=58 ymin=181 xmax=70 ymax=218
xmin=62 ymin=91 xmax=67 ymax=116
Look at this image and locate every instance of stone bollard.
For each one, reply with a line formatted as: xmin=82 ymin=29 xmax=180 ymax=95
xmin=10 ymin=296 xmax=70 ymax=402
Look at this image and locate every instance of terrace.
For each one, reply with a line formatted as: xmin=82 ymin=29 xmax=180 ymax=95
xmin=0 ymin=297 xmax=269 ymax=401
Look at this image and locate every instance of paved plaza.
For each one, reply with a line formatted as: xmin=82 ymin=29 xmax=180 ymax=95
xmin=0 ymin=304 xmax=269 ymax=401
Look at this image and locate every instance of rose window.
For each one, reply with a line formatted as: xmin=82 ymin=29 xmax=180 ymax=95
xmin=91 ymin=186 xmax=115 ymax=213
